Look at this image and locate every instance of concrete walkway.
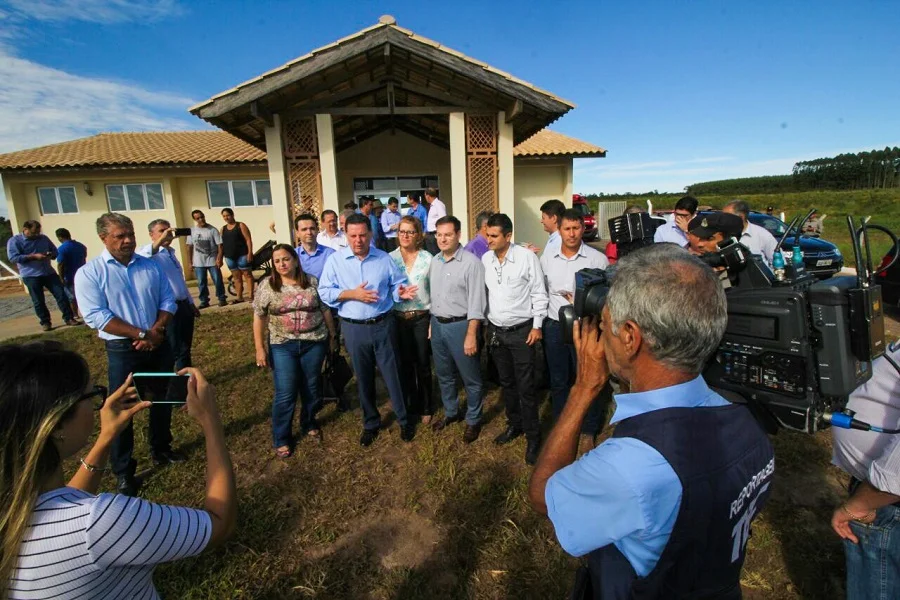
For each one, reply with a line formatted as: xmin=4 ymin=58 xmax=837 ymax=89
xmin=0 ymin=286 xmax=252 ymax=342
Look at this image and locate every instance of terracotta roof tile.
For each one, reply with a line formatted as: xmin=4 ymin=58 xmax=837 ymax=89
xmin=513 ymin=129 xmax=606 ymax=158
xmin=0 ymin=131 xmax=266 ymax=171
xmin=0 ymin=129 xmax=604 ymax=171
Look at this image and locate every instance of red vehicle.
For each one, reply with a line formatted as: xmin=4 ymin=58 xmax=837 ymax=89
xmin=572 ymin=194 xmax=598 ymax=241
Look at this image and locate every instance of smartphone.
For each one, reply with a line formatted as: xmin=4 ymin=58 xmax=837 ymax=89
xmin=132 ymin=372 xmax=189 ymax=404
xmin=173 ymin=228 xmax=192 ymax=237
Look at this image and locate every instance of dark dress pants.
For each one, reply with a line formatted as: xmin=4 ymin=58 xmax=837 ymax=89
xmin=424 ymin=233 xmax=439 ymax=255
xmin=542 ymin=318 xmax=611 ymax=435
xmin=23 ymin=273 xmax=74 ymax=325
xmin=395 ymin=312 xmax=434 ymax=417
xmin=166 ymin=300 xmax=195 ymax=401
xmin=490 ymin=323 xmax=540 ymax=440
xmin=106 ymin=339 xmax=175 ymax=477
xmin=342 ymin=314 xmax=408 ymax=431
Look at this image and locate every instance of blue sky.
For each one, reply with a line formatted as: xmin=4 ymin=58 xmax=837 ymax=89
xmin=1 ymin=0 xmax=898 ymax=217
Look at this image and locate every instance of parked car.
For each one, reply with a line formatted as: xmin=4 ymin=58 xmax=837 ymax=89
xmin=572 ymin=194 xmax=598 ymax=241
xmin=877 ymin=242 xmax=900 ymax=307
xmin=745 ymin=212 xmax=843 ymax=279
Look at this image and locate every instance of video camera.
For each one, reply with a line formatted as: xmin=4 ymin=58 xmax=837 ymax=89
xmin=560 ymin=210 xmax=899 ymax=434
xmin=607 ymin=212 xmax=659 ymax=259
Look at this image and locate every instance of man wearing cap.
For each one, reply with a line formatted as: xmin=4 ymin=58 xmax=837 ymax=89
xmin=686 ymin=212 xmax=745 ymax=257
xmin=722 ymin=200 xmax=778 ymax=266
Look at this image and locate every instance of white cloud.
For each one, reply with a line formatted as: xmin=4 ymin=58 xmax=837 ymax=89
xmin=5 ymin=0 xmax=183 ymax=24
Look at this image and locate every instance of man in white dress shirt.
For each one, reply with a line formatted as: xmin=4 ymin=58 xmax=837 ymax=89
xmin=540 ymin=208 xmax=612 ymax=450
xmin=317 ymin=209 xmax=348 ymax=251
xmin=722 ymin=199 xmax=778 ymax=266
xmin=653 ymin=196 xmax=699 ymax=248
xmin=483 ymin=213 xmax=549 ymax=465
xmin=539 ymin=199 xmax=566 ymax=253
xmin=423 ymin=187 xmax=446 ymax=255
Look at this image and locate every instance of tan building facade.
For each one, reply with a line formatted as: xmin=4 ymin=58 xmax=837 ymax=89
xmin=0 ymin=16 xmax=604 ymax=278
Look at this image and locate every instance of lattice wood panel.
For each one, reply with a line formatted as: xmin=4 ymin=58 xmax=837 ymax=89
xmin=466 ymin=115 xmax=497 ymax=152
xmin=467 ymin=155 xmax=498 ymax=233
xmin=287 ymin=159 xmax=323 ymax=219
xmin=283 ymin=118 xmax=318 ymax=158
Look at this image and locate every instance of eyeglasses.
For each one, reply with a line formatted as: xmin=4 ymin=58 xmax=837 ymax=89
xmin=494 ymin=264 xmax=504 ymax=285
xmin=77 ymin=385 xmax=108 ymax=411
xmin=674 ymin=211 xmax=692 ymax=218
xmin=398 ymin=230 xmax=417 ymax=236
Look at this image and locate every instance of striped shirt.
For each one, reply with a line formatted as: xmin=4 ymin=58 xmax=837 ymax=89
xmin=11 ymin=487 xmax=211 ymax=600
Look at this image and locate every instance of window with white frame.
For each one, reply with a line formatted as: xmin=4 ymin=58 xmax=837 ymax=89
xmin=106 ymin=183 xmax=165 ymax=212
xmin=207 ymin=180 xmax=272 ymax=208
xmin=37 ymin=186 xmax=79 ymax=215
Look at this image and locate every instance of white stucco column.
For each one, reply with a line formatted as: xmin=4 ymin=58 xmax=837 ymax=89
xmin=497 ymin=111 xmax=515 ymax=219
xmin=316 ymin=114 xmax=340 ymax=215
xmin=449 ymin=112 xmax=469 ymax=242
xmin=563 ymin=160 xmax=574 ymax=202
xmin=264 ymin=114 xmax=293 ymax=244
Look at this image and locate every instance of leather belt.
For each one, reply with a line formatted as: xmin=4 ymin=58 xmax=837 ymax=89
xmin=341 ymin=313 xmax=390 ymax=325
xmin=435 ymin=315 xmax=467 ymax=324
xmin=491 ymin=319 xmax=532 ymax=333
xmin=395 ymin=310 xmax=429 ymax=321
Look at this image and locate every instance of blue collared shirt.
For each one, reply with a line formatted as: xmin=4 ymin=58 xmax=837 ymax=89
xmin=56 ymin=240 xmax=88 ymax=285
xmin=317 ymin=246 xmax=408 ymax=320
xmin=545 ymin=376 xmax=730 ymax=576
xmin=6 ymin=233 xmax=57 ymax=277
xmin=380 ymin=209 xmax=402 ymax=239
xmin=137 ymin=243 xmax=193 ymax=304
xmin=296 ymin=243 xmax=335 ymax=281
xmin=407 ymin=204 xmax=428 ymax=229
xmin=653 ymin=221 xmax=689 ymax=247
xmin=74 ymin=249 xmax=177 ymax=340
xmin=369 ymin=213 xmax=384 ymax=242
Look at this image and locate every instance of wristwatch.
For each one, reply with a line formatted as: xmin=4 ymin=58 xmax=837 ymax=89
xmin=138 ymin=330 xmax=148 ymax=340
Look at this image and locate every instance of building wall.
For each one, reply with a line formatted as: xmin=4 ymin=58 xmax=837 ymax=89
xmin=3 ymin=165 xmax=270 ymax=279
xmin=513 ymin=157 xmax=573 ymax=248
xmin=335 ymin=129 xmax=453 ymax=214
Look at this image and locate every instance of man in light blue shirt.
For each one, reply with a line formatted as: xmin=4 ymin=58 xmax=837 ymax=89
xmin=294 ymin=213 xmax=335 ymax=280
xmin=652 ymin=195 xmax=699 ymax=248
xmin=6 ymin=220 xmax=78 ymax=330
xmin=75 ymin=212 xmax=181 ymax=497
xmin=406 ymin=194 xmax=428 ymax=229
xmin=529 ymin=244 xmax=774 ymax=596
xmin=318 ymin=213 xmax=418 ymax=447
xmin=380 ymin=197 xmax=402 ymax=253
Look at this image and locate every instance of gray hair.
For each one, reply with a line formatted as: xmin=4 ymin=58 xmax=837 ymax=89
xmin=96 ymin=212 xmax=134 ymax=237
xmin=474 ymin=210 xmax=493 ymax=230
xmin=606 ymin=244 xmax=727 ymax=374
xmin=339 ymin=209 xmax=356 ymax=220
xmin=724 ymin=199 xmax=750 ymax=220
xmin=147 ymin=218 xmax=170 ymax=232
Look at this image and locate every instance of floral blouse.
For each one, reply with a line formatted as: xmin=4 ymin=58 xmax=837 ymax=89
xmin=390 ymin=248 xmax=432 ymax=312
xmin=252 ymin=276 xmax=328 ymax=345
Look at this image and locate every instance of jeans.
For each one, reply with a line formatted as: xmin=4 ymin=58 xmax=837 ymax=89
xmin=430 ymin=317 xmax=483 ymax=425
xmin=845 ymin=504 xmax=900 ymax=600
xmin=395 ymin=313 xmax=434 ymax=417
xmin=224 ymin=255 xmax=251 ymax=271
xmin=342 ymin=314 xmax=408 ymax=430
xmin=106 ymin=339 xmax=175 ymax=477
xmin=194 ymin=266 xmax=226 ymax=304
xmin=269 ymin=339 xmax=328 ymax=448
xmin=543 ymin=319 xmax=610 ymax=435
xmin=490 ymin=322 xmax=539 ymax=439
xmin=22 ymin=273 xmax=74 ymax=325
xmin=166 ymin=300 xmax=195 ymax=401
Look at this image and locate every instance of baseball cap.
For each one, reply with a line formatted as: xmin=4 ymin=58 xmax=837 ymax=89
xmin=688 ymin=212 xmax=743 ymax=239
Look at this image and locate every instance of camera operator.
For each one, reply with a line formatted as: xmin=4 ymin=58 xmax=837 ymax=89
xmin=528 ymin=244 xmax=774 ymax=598
xmin=831 ymin=343 xmax=900 ymax=600
xmin=686 ymin=212 xmax=744 ymax=263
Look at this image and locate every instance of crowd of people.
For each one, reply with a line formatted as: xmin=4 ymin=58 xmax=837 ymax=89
xmin=1 ymin=192 xmax=897 ymax=599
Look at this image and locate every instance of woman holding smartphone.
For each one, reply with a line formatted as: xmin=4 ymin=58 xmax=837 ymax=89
xmin=253 ymin=244 xmax=337 ymax=457
xmin=0 ymin=341 xmax=236 ymax=600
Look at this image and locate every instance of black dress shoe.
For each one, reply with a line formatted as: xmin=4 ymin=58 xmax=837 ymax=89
xmin=117 ymin=475 xmax=143 ymax=497
xmin=431 ymin=413 xmax=463 ymax=432
xmin=463 ymin=423 xmax=482 ymax=444
xmin=525 ymin=437 xmax=541 ymax=465
xmin=360 ymin=428 xmax=379 ymax=447
xmin=400 ymin=424 xmax=416 ymax=443
xmin=151 ymin=450 xmax=188 ymax=467
xmin=493 ymin=426 xmax=523 ymax=445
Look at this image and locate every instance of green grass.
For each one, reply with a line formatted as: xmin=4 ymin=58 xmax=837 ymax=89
xmin=10 ymin=311 xmax=852 ymax=599
xmin=592 ymin=188 xmax=900 ymax=262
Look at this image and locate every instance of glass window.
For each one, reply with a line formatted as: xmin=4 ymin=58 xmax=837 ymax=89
xmin=232 ymin=181 xmax=255 ymax=207
xmin=125 ymin=184 xmax=146 ymax=211
xmin=107 ymin=185 xmax=127 ymax=211
xmin=146 ymin=183 xmax=164 ymax=210
xmin=208 ymin=181 xmax=232 ymax=208
xmin=36 ymin=186 xmax=78 ymax=214
xmin=255 ymin=180 xmax=272 ymax=205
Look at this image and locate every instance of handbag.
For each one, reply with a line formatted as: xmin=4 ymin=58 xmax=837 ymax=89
xmin=321 ymin=349 xmax=352 ymax=402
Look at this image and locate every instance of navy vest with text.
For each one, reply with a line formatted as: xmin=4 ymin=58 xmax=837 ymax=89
xmin=582 ymin=404 xmax=775 ymax=599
